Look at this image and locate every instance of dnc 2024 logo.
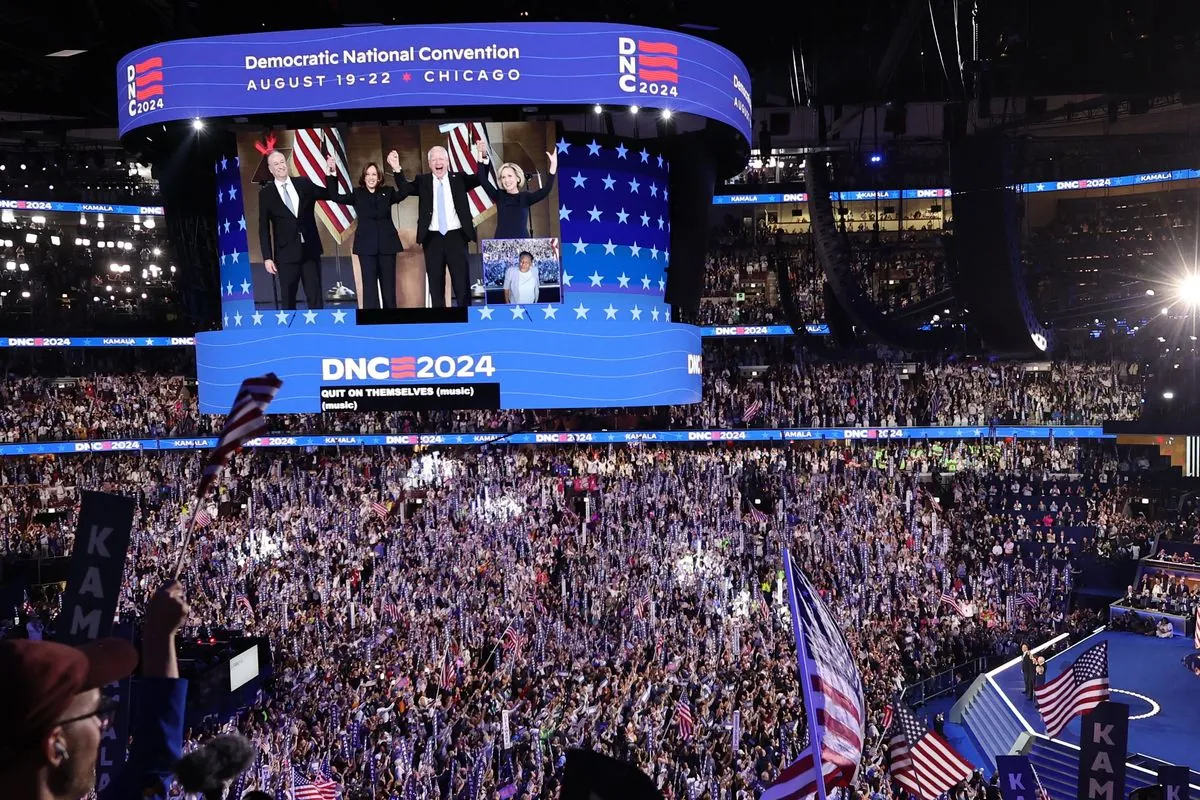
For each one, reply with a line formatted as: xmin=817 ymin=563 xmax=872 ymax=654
xmin=617 ymin=37 xmax=679 ymax=97
xmin=126 ymin=56 xmax=165 ymax=118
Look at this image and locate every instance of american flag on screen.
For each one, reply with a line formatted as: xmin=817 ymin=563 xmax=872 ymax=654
xmin=1035 ymin=640 xmax=1109 ymax=737
xmin=762 ymin=554 xmax=865 ymax=800
xmin=886 ymin=702 xmax=974 ymax=800
xmin=292 ymin=127 xmax=356 ymax=242
xmin=197 ymin=373 xmax=282 ymax=499
xmin=439 ymin=122 xmax=495 ymax=218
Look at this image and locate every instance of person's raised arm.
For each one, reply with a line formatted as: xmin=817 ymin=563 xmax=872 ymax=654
xmin=473 ymin=141 xmax=500 ymax=202
xmin=523 ymin=150 xmax=557 ymax=204
xmin=388 ymin=150 xmax=417 ymax=200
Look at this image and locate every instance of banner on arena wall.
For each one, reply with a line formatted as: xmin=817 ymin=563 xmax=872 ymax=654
xmin=1076 ymin=702 xmax=1129 ymax=800
xmin=995 ymin=755 xmax=1047 ymax=800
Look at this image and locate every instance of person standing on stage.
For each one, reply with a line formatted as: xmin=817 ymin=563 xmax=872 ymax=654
xmin=325 ymin=156 xmax=406 ymax=309
xmin=474 ymin=141 xmax=557 ymax=239
xmin=388 ymin=146 xmax=480 ymax=308
xmin=1021 ymin=642 xmax=1036 ymax=700
xmin=258 ymin=149 xmax=335 ymax=310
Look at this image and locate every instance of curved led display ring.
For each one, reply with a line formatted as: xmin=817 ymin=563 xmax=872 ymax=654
xmin=116 ymin=22 xmax=752 ymax=142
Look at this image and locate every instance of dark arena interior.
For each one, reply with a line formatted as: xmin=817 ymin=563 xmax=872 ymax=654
xmin=2 ymin=2 xmax=1200 ymax=800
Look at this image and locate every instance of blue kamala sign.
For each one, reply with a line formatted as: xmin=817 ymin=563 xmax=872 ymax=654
xmin=116 ymin=22 xmax=752 ymax=141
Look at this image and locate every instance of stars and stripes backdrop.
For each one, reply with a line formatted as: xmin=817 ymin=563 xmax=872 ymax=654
xmin=293 ymin=127 xmax=356 ymax=241
xmin=440 ymin=122 xmax=495 ymax=219
xmin=1035 ymin=640 xmax=1110 ymax=738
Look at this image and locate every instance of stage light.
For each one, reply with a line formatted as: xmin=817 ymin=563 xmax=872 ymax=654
xmin=630 ymin=105 xmax=639 ymax=114
xmin=1146 ymin=289 xmax=1155 ymax=296
xmin=1031 ymin=333 xmax=1048 ymax=352
xmin=593 ymin=104 xmax=602 ymax=114
xmin=661 ymin=109 xmax=672 ymax=120
xmin=1163 ymin=391 xmax=1175 ymax=400
xmin=868 ymin=153 xmax=883 ymax=164
xmin=192 ymin=118 xmax=204 ymax=130
xmin=1177 ymin=273 xmax=1200 ymax=306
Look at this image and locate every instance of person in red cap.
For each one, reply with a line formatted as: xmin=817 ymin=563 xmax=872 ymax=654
xmin=0 ymin=580 xmax=189 ymax=800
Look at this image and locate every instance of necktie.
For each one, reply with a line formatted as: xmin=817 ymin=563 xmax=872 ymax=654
xmin=282 ymin=182 xmax=296 ymax=215
xmin=436 ymin=178 xmax=448 ymax=235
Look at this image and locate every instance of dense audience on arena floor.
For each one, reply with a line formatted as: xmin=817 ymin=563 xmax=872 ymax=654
xmin=0 ymin=347 xmax=1147 ymax=444
xmin=0 ymin=439 xmax=1168 ymax=798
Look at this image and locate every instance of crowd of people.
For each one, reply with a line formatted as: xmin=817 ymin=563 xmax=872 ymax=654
xmin=0 ymin=347 xmax=1147 ymax=445
xmin=0 ymin=438 xmax=1158 ymax=799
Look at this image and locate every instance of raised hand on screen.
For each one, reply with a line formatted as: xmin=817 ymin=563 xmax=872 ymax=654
xmin=386 ymin=150 xmax=401 ymax=173
xmin=475 ymin=139 xmax=489 ymax=163
xmin=546 ymin=149 xmax=558 ymax=175
xmin=325 ymin=155 xmax=337 ymax=176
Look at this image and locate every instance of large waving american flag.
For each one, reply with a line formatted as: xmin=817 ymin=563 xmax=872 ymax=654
xmin=439 ymin=122 xmax=495 ymax=219
xmin=292 ymin=127 xmax=356 ymax=243
xmin=764 ymin=552 xmax=865 ymax=800
xmin=1036 ymin=640 xmax=1109 ymax=738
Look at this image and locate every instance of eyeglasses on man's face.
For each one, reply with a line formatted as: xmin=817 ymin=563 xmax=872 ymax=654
xmin=56 ymin=695 xmax=120 ymax=731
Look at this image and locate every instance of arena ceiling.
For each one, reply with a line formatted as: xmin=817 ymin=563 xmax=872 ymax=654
xmin=0 ymin=0 xmax=1196 ymax=137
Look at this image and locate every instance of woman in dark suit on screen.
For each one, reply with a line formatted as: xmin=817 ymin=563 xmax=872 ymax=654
xmin=325 ymin=156 xmax=408 ymax=308
xmin=474 ymin=140 xmax=557 ymax=238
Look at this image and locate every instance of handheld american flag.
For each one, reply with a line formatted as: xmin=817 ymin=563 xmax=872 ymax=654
xmin=763 ymin=551 xmax=865 ymax=800
xmin=173 ymin=373 xmax=282 ymax=578
xmin=885 ymin=701 xmax=974 ymax=800
xmin=1035 ymin=640 xmax=1110 ymax=738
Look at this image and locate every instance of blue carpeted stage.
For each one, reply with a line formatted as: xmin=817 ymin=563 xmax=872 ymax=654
xmin=992 ymin=631 xmax=1199 ymax=767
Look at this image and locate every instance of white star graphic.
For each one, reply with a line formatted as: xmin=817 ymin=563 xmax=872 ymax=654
xmin=223 ymin=219 xmax=231 ymax=233
xmin=602 ymin=174 xmax=616 ymax=190
xmin=562 ymin=271 xmax=573 ymax=287
xmin=556 ymin=137 xmax=570 ymax=153
xmin=657 ymin=216 xmax=665 ymax=230
xmin=651 ymin=307 xmax=660 ymax=321
xmin=221 ymin=156 xmax=228 ymax=171
xmin=228 ymin=186 xmax=237 ymax=200
xmin=657 ymin=155 xmax=664 ymax=168
xmin=217 ymin=189 xmax=224 ymax=203
xmin=573 ymin=302 xmax=590 ymax=319
xmin=252 ymin=311 xmax=264 ymax=326
xmin=239 ymin=216 xmax=247 ymax=231
xmin=478 ymin=306 xmax=494 ymax=320
xmin=650 ymin=246 xmax=659 ymax=259
xmin=617 ymin=272 xmax=631 ymax=288
xmin=223 ymin=313 xmax=229 ymax=327
xmin=586 ymin=140 xmax=602 ymax=156
xmin=542 ymin=304 xmax=558 ymax=319
xmin=511 ymin=305 xmax=525 ymax=319
xmin=615 ymin=143 xmax=629 ymax=159
xmin=616 ymin=208 xmax=629 ymax=224
xmin=663 ymin=189 xmax=668 ymax=201
xmin=640 ymin=275 xmax=652 ymax=290
xmin=588 ymin=206 xmax=603 ymax=222
xmin=639 ymin=148 xmax=650 ymax=163
xmin=640 ymin=212 xmax=650 ymax=226
xmin=629 ymin=243 xmax=641 ymax=258
xmin=604 ymin=304 xmax=618 ymax=319
xmin=144 ymin=338 xmax=154 ymax=345
xmin=649 ymin=183 xmax=658 ymax=197
xmin=303 ymin=309 xmax=318 ymax=324
xmin=630 ymin=305 xmax=643 ymax=320
xmin=230 ymin=252 xmax=239 ymax=263
xmin=226 ymin=281 xmax=234 ymax=296
xmin=628 ymin=178 xmax=640 ymax=193
xmin=240 ymin=279 xmax=251 ymax=294
xmin=220 ymin=253 xmax=226 ymax=265
xmin=275 ymin=310 xmax=290 ymax=325
xmin=658 ymin=277 xmax=666 ymax=290
xmin=559 ymin=205 xmax=572 ymax=221
xmin=663 ymin=250 xmax=669 ymax=263
xmin=603 ymin=239 xmax=618 ymax=255
xmin=571 ymin=172 xmax=587 ymax=188
xmin=233 ymin=312 xmax=243 ymax=326
xmin=332 ymin=309 xmax=347 ymax=323
xmin=573 ymin=238 xmax=588 ymax=254
xmin=588 ymin=271 xmax=604 ymax=287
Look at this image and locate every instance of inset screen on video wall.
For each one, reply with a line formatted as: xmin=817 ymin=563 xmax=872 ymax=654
xmin=235 ymin=121 xmax=560 ymax=310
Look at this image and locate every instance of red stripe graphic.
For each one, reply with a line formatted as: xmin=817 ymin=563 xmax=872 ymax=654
xmin=638 ymin=55 xmax=678 ymax=69
xmin=135 ymin=57 xmax=163 ymax=73
xmin=135 ymin=71 xmax=163 ymax=88
xmin=637 ymin=41 xmax=678 ymax=55
xmin=637 ymin=69 xmax=679 ymax=83
xmin=136 ymin=84 xmax=164 ymax=101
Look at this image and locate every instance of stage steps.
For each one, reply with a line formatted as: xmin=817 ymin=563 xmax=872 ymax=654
xmin=1027 ymin=738 xmax=1198 ymax=800
xmin=954 ymin=677 xmax=1027 ymax=770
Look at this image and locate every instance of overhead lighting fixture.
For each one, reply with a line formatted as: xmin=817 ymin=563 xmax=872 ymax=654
xmin=46 ymin=49 xmax=87 ymax=57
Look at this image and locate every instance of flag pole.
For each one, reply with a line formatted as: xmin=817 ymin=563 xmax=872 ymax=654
xmin=782 ymin=548 xmax=829 ymax=800
xmin=172 ymin=499 xmax=206 ymax=580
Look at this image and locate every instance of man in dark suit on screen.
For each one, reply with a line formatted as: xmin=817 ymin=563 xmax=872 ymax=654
xmin=390 ymin=145 xmax=481 ymax=308
xmin=258 ymin=149 xmax=335 ymax=310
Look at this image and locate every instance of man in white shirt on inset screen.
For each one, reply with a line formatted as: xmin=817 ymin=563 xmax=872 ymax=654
xmin=504 ymin=250 xmax=540 ymax=305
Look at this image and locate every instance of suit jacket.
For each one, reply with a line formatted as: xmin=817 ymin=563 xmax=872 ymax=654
xmin=258 ymin=176 xmax=333 ymax=264
xmin=395 ymin=171 xmax=482 ymax=244
xmin=331 ymin=184 xmax=410 ymax=255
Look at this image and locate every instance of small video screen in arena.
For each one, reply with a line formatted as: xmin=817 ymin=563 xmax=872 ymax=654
xmin=0 ymin=9 xmax=1198 ymax=800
